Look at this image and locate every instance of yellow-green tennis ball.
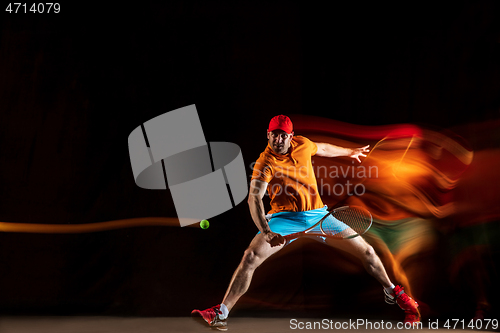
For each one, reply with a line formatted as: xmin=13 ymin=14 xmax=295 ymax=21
xmin=200 ymin=219 xmax=210 ymax=229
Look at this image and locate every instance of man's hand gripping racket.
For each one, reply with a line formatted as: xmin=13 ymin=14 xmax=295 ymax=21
xmin=283 ymin=206 xmax=373 ymax=242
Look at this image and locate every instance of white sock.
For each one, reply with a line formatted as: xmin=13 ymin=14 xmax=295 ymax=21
xmin=219 ymin=303 xmax=229 ymax=319
xmin=384 ymin=284 xmax=395 ymax=294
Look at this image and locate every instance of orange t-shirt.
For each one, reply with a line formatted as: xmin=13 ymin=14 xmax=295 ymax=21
xmin=251 ymin=135 xmax=324 ymax=214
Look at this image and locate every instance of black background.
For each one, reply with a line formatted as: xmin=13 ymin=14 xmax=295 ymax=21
xmin=0 ymin=1 xmax=499 ymax=319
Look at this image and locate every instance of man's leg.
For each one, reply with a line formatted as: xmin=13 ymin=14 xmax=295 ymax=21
xmin=324 ymin=235 xmax=420 ymax=324
xmin=192 ymin=232 xmax=285 ymax=328
xmin=222 ymin=232 xmax=285 ymax=311
xmin=324 ymin=236 xmax=392 ymax=287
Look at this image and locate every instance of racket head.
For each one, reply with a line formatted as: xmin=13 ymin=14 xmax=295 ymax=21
xmin=320 ymin=205 xmax=373 ymax=239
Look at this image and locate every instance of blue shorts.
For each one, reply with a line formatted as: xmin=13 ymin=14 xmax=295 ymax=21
xmin=259 ymin=206 xmax=350 ymax=245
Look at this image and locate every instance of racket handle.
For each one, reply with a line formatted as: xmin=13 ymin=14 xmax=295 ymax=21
xmin=283 ymin=231 xmax=302 ymax=241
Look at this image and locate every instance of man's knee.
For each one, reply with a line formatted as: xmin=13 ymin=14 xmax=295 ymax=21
xmin=242 ymin=248 xmax=260 ymax=269
xmin=363 ymin=244 xmax=378 ymax=262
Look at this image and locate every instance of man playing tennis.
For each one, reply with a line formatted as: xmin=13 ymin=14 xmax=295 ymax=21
xmin=192 ymin=115 xmax=420 ymax=330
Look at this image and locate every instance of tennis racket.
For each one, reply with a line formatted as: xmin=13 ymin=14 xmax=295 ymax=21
xmin=283 ymin=205 xmax=373 ymax=241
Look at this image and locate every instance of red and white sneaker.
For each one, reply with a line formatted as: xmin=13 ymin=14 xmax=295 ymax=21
xmin=191 ymin=304 xmax=227 ymax=331
xmin=402 ymin=310 xmax=421 ymax=326
xmin=384 ymin=285 xmax=421 ymax=325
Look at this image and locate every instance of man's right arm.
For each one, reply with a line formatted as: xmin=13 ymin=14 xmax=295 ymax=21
xmin=247 ymin=179 xmax=271 ymax=234
xmin=247 ymin=179 xmax=285 ymax=247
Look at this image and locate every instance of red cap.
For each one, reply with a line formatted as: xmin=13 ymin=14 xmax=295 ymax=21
xmin=268 ymin=115 xmax=293 ymax=134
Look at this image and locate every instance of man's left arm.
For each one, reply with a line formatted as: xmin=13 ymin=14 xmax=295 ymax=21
xmin=315 ymin=142 xmax=370 ymax=163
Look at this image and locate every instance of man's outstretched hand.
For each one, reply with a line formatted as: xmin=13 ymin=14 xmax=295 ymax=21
xmin=349 ymin=145 xmax=370 ymax=163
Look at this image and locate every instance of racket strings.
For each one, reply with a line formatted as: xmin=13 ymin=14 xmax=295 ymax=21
xmin=323 ymin=223 xmax=357 ymax=238
xmin=322 ymin=207 xmax=371 ymax=238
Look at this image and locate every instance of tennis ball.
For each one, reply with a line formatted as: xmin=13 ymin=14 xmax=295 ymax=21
xmin=200 ymin=219 xmax=210 ymax=229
